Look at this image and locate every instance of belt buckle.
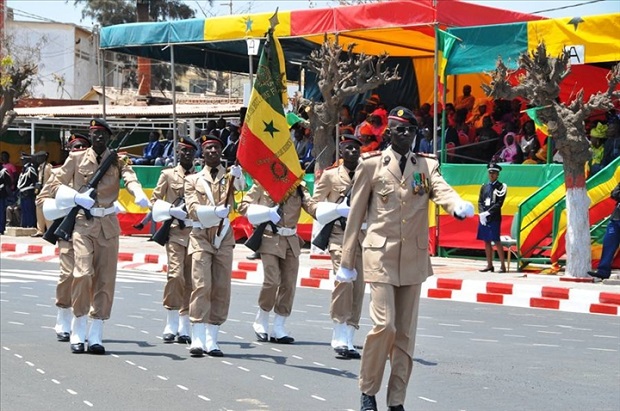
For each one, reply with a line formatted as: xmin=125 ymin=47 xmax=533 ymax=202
xmin=91 ymin=208 xmax=104 ymax=217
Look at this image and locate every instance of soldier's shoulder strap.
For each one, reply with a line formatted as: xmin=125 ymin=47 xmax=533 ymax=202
xmin=361 ymin=151 xmax=382 ymax=160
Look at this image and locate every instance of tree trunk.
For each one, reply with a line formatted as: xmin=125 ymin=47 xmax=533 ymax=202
xmin=563 ymin=164 xmax=591 ymax=278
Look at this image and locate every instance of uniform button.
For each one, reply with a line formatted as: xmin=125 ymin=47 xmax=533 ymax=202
xmin=402 ymin=201 xmax=406 ymax=205
xmin=402 ymin=238 xmax=406 ymax=242
xmin=402 ymin=219 xmax=406 ymax=223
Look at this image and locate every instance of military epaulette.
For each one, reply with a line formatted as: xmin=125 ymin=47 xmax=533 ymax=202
xmin=416 ymin=152 xmax=437 ymax=159
xmin=117 ymin=152 xmax=132 ymax=165
xmin=325 ymin=163 xmax=339 ymax=170
xmin=361 ymin=151 xmax=382 ymax=160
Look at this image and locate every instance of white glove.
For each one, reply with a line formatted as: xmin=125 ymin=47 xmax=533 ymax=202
xmin=335 ymin=266 xmax=357 ymax=283
xmin=134 ymin=190 xmax=149 ymax=208
xmin=230 ymin=165 xmax=243 ymax=179
xmin=269 ymin=205 xmax=281 ymax=224
xmin=453 ymin=200 xmax=474 ymax=220
xmin=74 ymin=188 xmax=95 ymax=210
xmin=215 ymin=205 xmax=230 ymax=219
xmin=113 ymin=201 xmax=126 ymax=214
xmin=479 ymin=211 xmax=490 ymax=226
xmin=336 ymin=202 xmax=350 ymax=218
xmin=169 ymin=205 xmax=187 ymax=220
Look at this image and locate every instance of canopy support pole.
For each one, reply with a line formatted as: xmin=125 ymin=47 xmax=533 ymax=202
xmin=171 ymin=44 xmax=178 ymax=166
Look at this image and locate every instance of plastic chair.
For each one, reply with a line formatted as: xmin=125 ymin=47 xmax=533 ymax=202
xmin=500 ymin=212 xmax=519 ymax=272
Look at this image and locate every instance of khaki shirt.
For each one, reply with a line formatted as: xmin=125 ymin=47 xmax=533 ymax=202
xmin=47 ymin=147 xmax=142 ymax=239
xmin=341 ymin=147 xmax=462 ymax=285
xmin=184 ymin=165 xmax=236 ymax=254
xmin=309 ymin=163 xmax=357 ymax=251
xmin=151 ymin=164 xmax=194 ymax=247
xmin=238 ymin=183 xmax=314 ymax=259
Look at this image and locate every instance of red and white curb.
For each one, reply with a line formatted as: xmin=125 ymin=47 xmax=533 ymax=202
xmin=2 ymin=243 xmax=619 ymax=316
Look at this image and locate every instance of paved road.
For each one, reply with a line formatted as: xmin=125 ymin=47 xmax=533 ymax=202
xmin=1 ymin=259 xmax=619 ymax=411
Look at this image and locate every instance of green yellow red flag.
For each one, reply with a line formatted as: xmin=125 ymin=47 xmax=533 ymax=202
xmin=237 ymin=26 xmax=303 ymax=203
xmin=435 ymin=26 xmax=458 ymax=84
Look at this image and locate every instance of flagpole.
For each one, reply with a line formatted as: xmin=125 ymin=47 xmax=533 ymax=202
xmin=433 ymin=23 xmax=439 ymax=158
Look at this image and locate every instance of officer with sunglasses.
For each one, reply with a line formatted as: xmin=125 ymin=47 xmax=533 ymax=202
xmin=340 ymin=106 xmax=475 ymax=411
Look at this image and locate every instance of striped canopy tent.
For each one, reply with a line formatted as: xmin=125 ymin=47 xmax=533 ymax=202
xmin=445 ymin=13 xmax=620 ymax=103
xmin=99 ymin=0 xmax=544 ymax=107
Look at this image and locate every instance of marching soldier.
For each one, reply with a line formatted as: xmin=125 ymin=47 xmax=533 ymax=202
xmin=46 ymin=118 xmax=150 ymax=354
xmin=340 ymin=107 xmax=474 ymax=411
xmin=309 ymin=134 xmax=365 ymax=358
xmin=33 ymin=151 xmax=53 ymax=237
xmin=184 ymin=132 xmax=245 ymax=357
xmin=38 ymin=133 xmax=91 ymax=342
xmin=238 ymin=178 xmax=314 ymax=344
xmin=150 ymin=136 xmax=197 ymax=344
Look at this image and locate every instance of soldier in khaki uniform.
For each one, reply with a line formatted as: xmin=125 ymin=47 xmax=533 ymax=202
xmin=184 ymin=132 xmax=245 ymax=357
xmin=340 ymin=107 xmax=474 ymax=411
xmin=150 ymin=137 xmax=198 ymax=345
xmin=309 ymin=133 xmax=365 ymax=358
xmin=38 ymin=133 xmax=91 ymax=342
xmin=33 ymin=152 xmax=53 ymax=236
xmin=238 ymin=180 xmax=314 ymax=344
xmin=47 ymin=118 xmax=150 ymax=355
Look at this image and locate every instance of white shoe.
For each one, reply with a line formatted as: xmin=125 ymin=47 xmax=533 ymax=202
xmin=163 ymin=310 xmax=180 ymax=343
xmin=87 ymin=319 xmax=105 ymax=354
xmin=253 ymin=309 xmax=270 ymax=342
xmin=345 ymin=324 xmax=360 ymax=359
xmin=70 ymin=315 xmax=88 ymax=353
xmin=205 ymin=324 xmax=223 ymax=357
xmin=189 ymin=323 xmax=206 ymax=357
xmin=271 ymin=314 xmax=294 ymax=344
xmin=177 ymin=315 xmax=191 ymax=344
xmin=54 ymin=307 xmax=72 ymax=341
xmin=331 ymin=322 xmax=348 ymax=351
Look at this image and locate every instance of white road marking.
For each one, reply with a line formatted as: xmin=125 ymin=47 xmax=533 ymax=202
xmin=306 ymin=304 xmax=322 ymax=308
xmin=238 ymin=366 xmax=250 ymax=372
xmin=523 ymin=324 xmax=548 ymax=328
xmin=537 ymin=331 xmax=561 ymax=334
xmin=8 ymin=321 xmax=24 ymax=325
xmin=470 ymin=338 xmax=498 ymax=343
xmin=198 ymin=395 xmax=211 ymax=401
xmin=177 ymin=385 xmax=188 ymax=391
xmin=419 ymin=396 xmax=437 ymax=403
xmin=504 ymin=334 xmax=526 ymax=338
xmin=562 ymin=338 xmax=584 ymax=342
xmin=36 ymin=303 xmax=52 ymax=308
xmin=593 ymin=334 xmax=618 ymax=339
xmin=222 ymin=361 xmax=233 ymax=365
xmin=138 ymin=366 xmax=147 ymax=371
xmin=14 ymin=311 xmax=30 ymax=315
xmin=234 ymin=335 xmax=244 ymax=340
xmin=14 ymin=354 xmax=22 ymax=358
xmin=67 ymin=389 xmax=77 ymax=395
xmin=311 ymin=395 xmax=326 ymax=401
xmin=284 ymin=384 xmax=299 ymax=390
xmin=451 ymin=331 xmax=473 ymax=334
xmin=25 ymin=361 xmax=34 ymax=366
xmin=438 ymin=323 xmax=460 ymax=327
xmin=157 ymin=375 xmax=168 ymax=381
xmin=125 ymin=361 xmax=135 ymax=366
xmin=260 ymin=375 xmax=273 ymax=381
xmin=587 ymin=347 xmax=617 ymax=352
xmin=2 ymin=346 xmax=10 ymax=351
xmin=22 ymin=294 xmax=38 ymax=298
xmin=313 ymin=362 xmax=325 ymax=367
xmin=532 ymin=343 xmax=559 ymax=347
xmin=37 ymin=369 xmax=45 ymax=374
xmin=419 ymin=334 xmax=444 ymax=339
xmin=84 ymin=400 xmax=93 ymax=407
xmin=492 ymin=327 xmax=513 ymax=330
xmin=52 ymin=379 xmax=60 ymax=384
xmin=292 ymin=355 xmax=303 ymax=360
xmin=461 ymin=319 xmax=484 ymax=323
xmin=270 ymin=347 xmax=282 ymax=353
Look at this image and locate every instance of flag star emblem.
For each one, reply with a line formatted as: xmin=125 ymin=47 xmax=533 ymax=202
xmin=245 ymin=17 xmax=253 ymax=32
xmin=263 ymin=120 xmax=279 ymax=138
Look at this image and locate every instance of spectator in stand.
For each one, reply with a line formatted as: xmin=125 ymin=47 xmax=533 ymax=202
xmin=155 ymin=131 xmax=175 ymax=167
xmin=519 ymin=120 xmax=541 ymax=160
xmin=454 ymin=84 xmax=475 ymax=113
xmin=418 ymin=127 xmax=434 ymax=154
xmin=589 ymin=122 xmax=607 ymax=175
xmin=601 ymin=119 xmax=620 ymax=168
xmin=498 ymin=132 xmax=523 ymax=164
xmin=222 ymin=120 xmax=241 ymax=167
xmin=340 ymin=104 xmax=353 ymax=127
xmin=468 ymin=98 xmax=491 ymax=131
xmin=364 ymin=93 xmax=380 ymax=115
xmin=133 ymin=131 xmax=165 ymax=165
xmin=444 ymin=103 xmax=457 ymax=128
xmin=476 ymin=116 xmax=499 ymax=163
xmin=357 ymin=121 xmax=381 ymax=153
xmin=588 ymin=183 xmax=620 ymax=280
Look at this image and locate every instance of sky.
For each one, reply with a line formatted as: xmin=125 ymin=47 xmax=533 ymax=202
xmin=5 ymin=0 xmax=620 ymax=29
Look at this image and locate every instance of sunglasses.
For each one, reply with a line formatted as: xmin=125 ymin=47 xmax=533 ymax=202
xmin=72 ymin=144 xmax=86 ymax=149
xmin=393 ymin=126 xmax=418 ymax=134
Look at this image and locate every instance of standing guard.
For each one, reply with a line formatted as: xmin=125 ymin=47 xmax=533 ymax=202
xmin=46 ymin=118 xmax=150 ymax=354
xmin=150 ymin=137 xmax=198 ymax=344
xmin=184 ymin=132 xmax=245 ymax=357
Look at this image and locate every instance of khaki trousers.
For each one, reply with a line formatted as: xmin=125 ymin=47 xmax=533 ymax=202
xmin=259 ymin=246 xmax=299 ymax=317
xmin=72 ymin=231 xmax=119 ymax=319
xmin=359 ymin=282 xmax=422 ymax=407
xmin=329 ymin=247 xmax=365 ymax=327
xmin=163 ymin=241 xmax=192 ymax=316
xmin=35 ymin=203 xmax=51 ymax=234
xmin=189 ymin=247 xmax=233 ymax=324
xmin=56 ymin=239 xmax=74 ymax=308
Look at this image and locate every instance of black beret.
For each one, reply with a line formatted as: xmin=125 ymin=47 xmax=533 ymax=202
xmin=200 ymin=132 xmax=223 ymax=148
xmin=339 ymin=133 xmax=362 ymax=146
xmin=178 ymin=136 xmax=198 ymax=151
xmin=89 ymin=118 xmax=112 ymax=134
xmin=67 ymin=133 xmax=91 ymax=149
xmin=388 ymin=106 xmax=418 ymax=126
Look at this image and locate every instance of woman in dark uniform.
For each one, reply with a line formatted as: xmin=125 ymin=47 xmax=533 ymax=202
xmin=477 ymin=163 xmax=507 ymax=272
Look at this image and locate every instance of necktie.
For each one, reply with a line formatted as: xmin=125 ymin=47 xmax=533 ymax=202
xmin=210 ymin=167 xmax=218 ymax=180
xmin=348 ymin=171 xmax=355 ymax=180
xmin=399 ymin=155 xmax=407 ymax=175
xmin=96 ymin=154 xmax=102 ymax=164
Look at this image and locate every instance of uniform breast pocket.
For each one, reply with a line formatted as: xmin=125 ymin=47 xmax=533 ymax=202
xmin=171 ymin=182 xmax=184 ymax=197
xmin=375 ymin=184 xmax=395 ymax=210
xmin=362 ymin=231 xmax=387 ymax=271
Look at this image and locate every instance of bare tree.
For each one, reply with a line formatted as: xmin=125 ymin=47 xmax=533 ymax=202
xmin=299 ymin=36 xmax=399 ymax=172
xmin=0 ymin=34 xmax=41 ymax=136
xmin=483 ymin=42 xmax=620 ymax=277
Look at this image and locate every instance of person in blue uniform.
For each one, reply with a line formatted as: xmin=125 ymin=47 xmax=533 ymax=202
xmin=477 ymin=162 xmax=507 ymax=272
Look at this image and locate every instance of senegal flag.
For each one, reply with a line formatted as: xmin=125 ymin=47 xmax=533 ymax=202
xmin=435 ymin=27 xmax=458 ymax=84
xmin=237 ymin=28 xmax=303 ymax=203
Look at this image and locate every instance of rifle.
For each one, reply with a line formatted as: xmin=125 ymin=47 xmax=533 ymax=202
xmin=244 ymin=221 xmax=277 ymax=252
xmin=42 ymin=218 xmax=63 ymax=245
xmin=311 ymin=186 xmax=353 ymax=251
xmin=152 ymin=197 xmax=186 ymax=247
xmin=53 ymin=129 xmax=133 ymax=242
